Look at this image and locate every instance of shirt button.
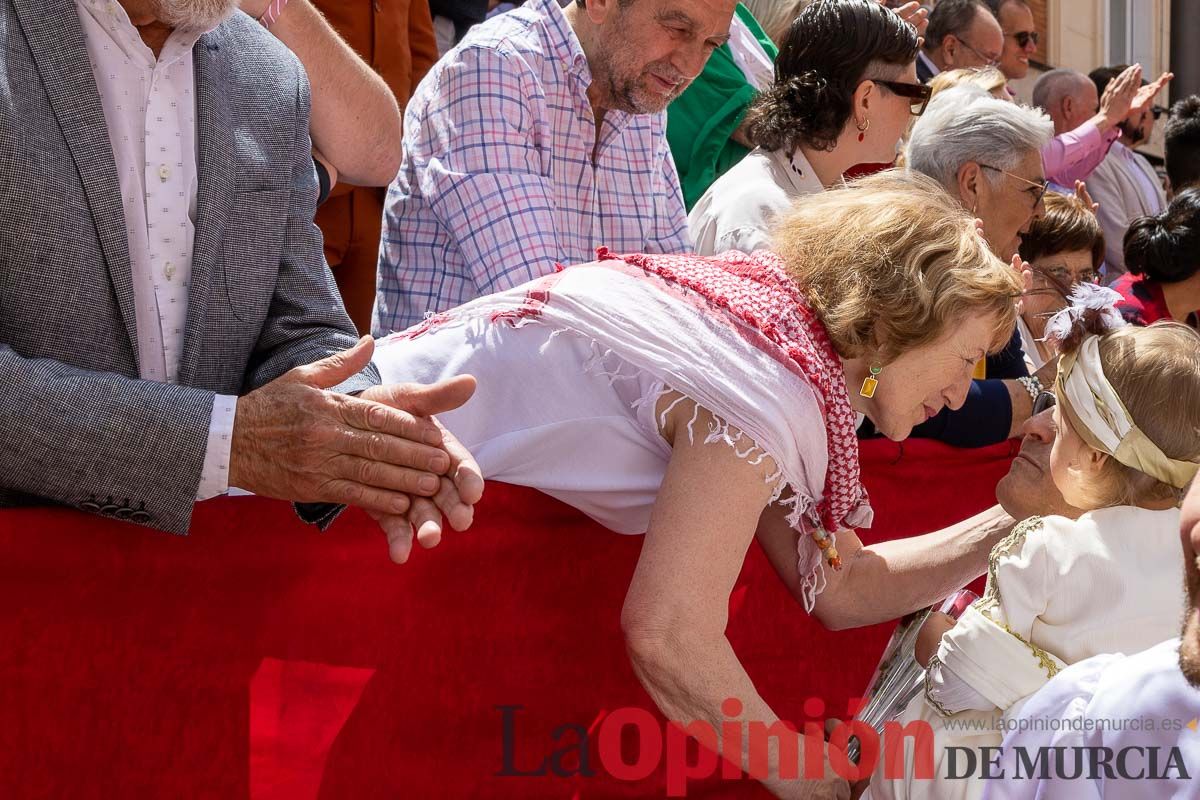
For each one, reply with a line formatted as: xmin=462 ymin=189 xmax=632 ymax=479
xmin=164 ymin=261 xmax=176 ymax=280
xmin=158 ymin=164 xmax=170 ymax=181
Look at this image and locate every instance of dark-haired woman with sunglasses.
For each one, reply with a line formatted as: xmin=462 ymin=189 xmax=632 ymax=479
xmin=1015 ymin=190 xmax=1106 ymax=371
xmin=689 ymin=0 xmax=928 ymax=255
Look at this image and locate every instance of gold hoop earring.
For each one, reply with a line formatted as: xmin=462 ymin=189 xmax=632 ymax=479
xmin=857 ymin=118 xmax=870 ymax=143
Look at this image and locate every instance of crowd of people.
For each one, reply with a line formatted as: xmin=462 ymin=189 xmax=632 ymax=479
xmin=2 ymin=0 xmax=1199 ymax=797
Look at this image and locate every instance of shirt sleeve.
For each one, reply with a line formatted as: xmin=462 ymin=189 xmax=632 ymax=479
xmin=1041 ymin=121 xmax=1119 ymax=187
xmin=924 ymin=652 xmax=996 ymax=715
xmin=196 ymin=394 xmax=237 ymax=501
xmin=417 ymin=45 xmax=562 ymax=294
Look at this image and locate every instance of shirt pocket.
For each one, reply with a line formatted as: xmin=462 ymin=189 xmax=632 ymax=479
xmin=219 ymin=188 xmax=288 ymax=325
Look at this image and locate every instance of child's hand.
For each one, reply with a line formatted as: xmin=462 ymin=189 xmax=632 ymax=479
xmin=915 ymin=611 xmax=957 ymax=668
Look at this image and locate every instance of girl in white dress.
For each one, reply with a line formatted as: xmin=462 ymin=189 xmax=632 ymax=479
xmin=866 ymin=290 xmax=1200 ymax=800
xmin=372 ymin=172 xmax=1025 ymax=800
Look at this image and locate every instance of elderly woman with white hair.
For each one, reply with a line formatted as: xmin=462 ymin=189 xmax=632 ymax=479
xmin=863 ymin=87 xmax=1058 ymax=447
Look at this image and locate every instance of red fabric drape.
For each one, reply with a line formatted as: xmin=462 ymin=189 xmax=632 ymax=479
xmin=0 ymin=438 xmax=1015 ymax=798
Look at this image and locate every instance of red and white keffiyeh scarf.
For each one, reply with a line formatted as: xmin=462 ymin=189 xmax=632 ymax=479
xmin=600 ymin=248 xmax=868 ymax=537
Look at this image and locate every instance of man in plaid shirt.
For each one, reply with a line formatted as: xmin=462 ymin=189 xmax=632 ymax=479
xmin=373 ymin=0 xmax=736 ymax=335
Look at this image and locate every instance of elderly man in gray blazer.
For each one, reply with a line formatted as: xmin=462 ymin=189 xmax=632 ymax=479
xmin=0 ymin=0 xmax=481 ymax=561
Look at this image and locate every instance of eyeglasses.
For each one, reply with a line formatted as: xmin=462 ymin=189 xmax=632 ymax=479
xmin=1007 ymin=30 xmax=1039 ymax=49
xmin=873 ymin=79 xmax=933 ymax=116
xmin=1032 ymin=390 xmax=1056 ymax=416
xmin=952 ymin=36 xmax=1001 ymax=68
xmin=1152 ymin=105 xmax=1168 ymax=120
xmin=977 ymin=163 xmax=1049 ymax=210
xmin=1030 ymin=264 xmax=1100 ymax=296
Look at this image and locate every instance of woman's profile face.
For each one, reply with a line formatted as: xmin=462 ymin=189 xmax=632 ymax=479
xmin=860 ymin=311 xmax=1003 ymax=441
xmin=1024 ymin=248 xmax=1098 ymax=327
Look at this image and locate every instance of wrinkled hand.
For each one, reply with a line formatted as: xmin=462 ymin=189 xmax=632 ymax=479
xmin=1129 ymin=71 xmax=1173 ymax=120
xmin=230 ymin=336 xmax=452 ymax=519
xmin=359 ymin=378 xmax=484 ymax=564
xmin=1073 ymin=179 xmax=1099 ymax=213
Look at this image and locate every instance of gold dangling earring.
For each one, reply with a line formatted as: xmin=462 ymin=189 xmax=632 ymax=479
xmin=859 ymin=364 xmax=882 ymax=398
xmin=857 ymin=118 xmax=870 ymax=143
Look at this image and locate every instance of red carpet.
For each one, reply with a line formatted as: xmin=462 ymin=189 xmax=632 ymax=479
xmin=0 ymin=437 xmax=1015 ymax=798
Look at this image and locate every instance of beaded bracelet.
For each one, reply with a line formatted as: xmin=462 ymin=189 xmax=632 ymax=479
xmin=1017 ymin=375 xmax=1043 ymax=402
xmin=258 ymin=0 xmax=290 ymax=28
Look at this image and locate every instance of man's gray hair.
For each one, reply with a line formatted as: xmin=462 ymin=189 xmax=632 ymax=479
xmin=906 ymin=87 xmax=1054 ymax=190
xmin=1031 ymin=68 xmax=1092 ymax=114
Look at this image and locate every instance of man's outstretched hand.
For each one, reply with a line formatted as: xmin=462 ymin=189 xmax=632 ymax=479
xmin=229 ymin=336 xmax=483 ymax=561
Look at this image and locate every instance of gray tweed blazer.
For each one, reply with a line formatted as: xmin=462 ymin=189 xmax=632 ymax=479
xmin=0 ymin=0 xmax=380 ymax=533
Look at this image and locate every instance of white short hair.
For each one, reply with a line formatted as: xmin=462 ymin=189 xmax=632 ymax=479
xmin=906 ymin=87 xmax=1055 ymax=191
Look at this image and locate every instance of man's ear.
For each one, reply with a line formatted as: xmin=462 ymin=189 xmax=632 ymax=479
xmin=942 ymin=35 xmax=960 ymax=67
xmin=582 ymin=0 xmax=616 ymax=25
xmin=958 ymin=161 xmax=983 ymax=211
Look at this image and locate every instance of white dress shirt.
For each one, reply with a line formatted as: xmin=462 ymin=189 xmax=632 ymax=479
xmin=76 ymin=0 xmax=235 ymax=501
xmin=1087 ymin=141 xmax=1168 ymax=280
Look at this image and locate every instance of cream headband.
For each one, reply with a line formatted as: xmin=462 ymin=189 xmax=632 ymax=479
xmin=1056 ymin=336 xmax=1199 ymax=489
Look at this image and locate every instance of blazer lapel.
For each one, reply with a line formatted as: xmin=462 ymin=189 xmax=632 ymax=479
xmin=11 ymin=0 xmax=140 ymax=366
xmin=177 ymin=30 xmax=235 ymax=386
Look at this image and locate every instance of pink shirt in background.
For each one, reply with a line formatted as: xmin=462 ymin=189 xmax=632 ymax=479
xmin=1041 ymin=120 xmax=1120 ymax=187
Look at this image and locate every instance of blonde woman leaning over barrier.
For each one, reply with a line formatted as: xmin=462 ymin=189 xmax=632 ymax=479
xmin=372 ymin=172 xmax=1024 ymax=800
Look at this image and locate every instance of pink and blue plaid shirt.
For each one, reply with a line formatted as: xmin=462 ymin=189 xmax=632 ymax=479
xmin=372 ymin=0 xmax=691 ymax=335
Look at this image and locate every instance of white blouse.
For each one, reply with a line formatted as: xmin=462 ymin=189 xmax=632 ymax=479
xmin=688 ymin=147 xmax=824 ymax=256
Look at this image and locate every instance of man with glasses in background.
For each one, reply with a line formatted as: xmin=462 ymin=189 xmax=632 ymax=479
xmin=1086 ymin=64 xmax=1175 ymax=280
xmin=916 ymin=0 xmax=1003 ymax=83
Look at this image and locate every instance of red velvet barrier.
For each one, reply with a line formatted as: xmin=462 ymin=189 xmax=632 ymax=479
xmin=0 ymin=437 xmax=1016 ymax=799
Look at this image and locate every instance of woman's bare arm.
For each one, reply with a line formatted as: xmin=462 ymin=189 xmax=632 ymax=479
xmin=755 ymin=504 xmax=1014 ymax=631
xmin=622 ymin=397 xmax=848 ymax=799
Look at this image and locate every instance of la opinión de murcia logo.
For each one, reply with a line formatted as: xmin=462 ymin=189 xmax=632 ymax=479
xmin=495 ymin=700 xmax=1196 ymax=796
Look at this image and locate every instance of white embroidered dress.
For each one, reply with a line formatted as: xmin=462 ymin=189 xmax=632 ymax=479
xmin=866 ymin=505 xmax=1185 ymax=800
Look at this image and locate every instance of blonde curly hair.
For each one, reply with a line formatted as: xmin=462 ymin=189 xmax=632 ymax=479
xmin=771 ymin=169 xmax=1022 ymax=363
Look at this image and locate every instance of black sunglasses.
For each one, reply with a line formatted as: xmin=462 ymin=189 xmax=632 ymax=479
xmin=1152 ymin=105 xmax=1168 ymax=120
xmin=1033 ymin=391 xmax=1056 ymax=416
xmin=873 ymin=79 xmax=933 ymax=116
xmin=1008 ymin=30 xmax=1039 ymax=49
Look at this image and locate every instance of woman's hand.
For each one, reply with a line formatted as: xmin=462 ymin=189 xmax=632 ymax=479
xmin=915 ymin=611 xmax=957 ymax=667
